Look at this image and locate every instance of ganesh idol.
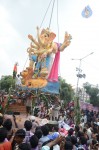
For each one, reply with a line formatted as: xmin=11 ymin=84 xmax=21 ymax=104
xmin=27 ymin=26 xmax=72 ymax=82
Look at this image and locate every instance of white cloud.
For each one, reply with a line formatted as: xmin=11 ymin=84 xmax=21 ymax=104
xmin=0 ymin=4 xmax=28 ymax=77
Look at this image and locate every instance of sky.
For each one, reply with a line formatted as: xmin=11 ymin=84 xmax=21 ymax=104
xmin=0 ymin=0 xmax=99 ymax=88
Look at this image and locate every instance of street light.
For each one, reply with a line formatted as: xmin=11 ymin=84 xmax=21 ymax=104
xmin=71 ymin=52 xmax=94 ymax=125
xmin=72 ymin=52 xmax=94 ymax=95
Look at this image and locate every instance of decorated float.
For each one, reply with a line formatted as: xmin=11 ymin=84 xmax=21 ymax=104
xmin=16 ymin=0 xmax=72 ymax=114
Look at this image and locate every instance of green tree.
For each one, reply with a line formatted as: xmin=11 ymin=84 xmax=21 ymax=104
xmin=83 ymin=82 xmax=99 ymax=107
xmin=0 ymin=75 xmax=15 ymax=92
xmin=59 ymin=77 xmax=74 ymax=106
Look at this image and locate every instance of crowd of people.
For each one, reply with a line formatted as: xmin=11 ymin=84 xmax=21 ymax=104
xmin=0 ymin=94 xmax=99 ymax=150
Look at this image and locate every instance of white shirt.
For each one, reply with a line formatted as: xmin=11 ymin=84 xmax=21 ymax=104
xmin=15 ymin=76 xmax=22 ymax=85
xmin=42 ymin=144 xmax=60 ymax=150
xmin=87 ymin=128 xmax=92 ymax=139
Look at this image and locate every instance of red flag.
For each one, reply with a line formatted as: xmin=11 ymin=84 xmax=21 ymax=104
xmin=13 ymin=63 xmax=18 ymax=79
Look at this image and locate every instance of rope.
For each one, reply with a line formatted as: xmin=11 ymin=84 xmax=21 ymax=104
xmin=49 ymin=0 xmax=56 ymax=29
xmin=56 ymin=0 xmax=61 ymax=78
xmin=57 ymin=0 xmax=59 ymax=43
xmin=40 ymin=0 xmax=53 ymax=28
xmin=23 ymin=0 xmax=57 ymax=69
xmin=23 ymin=56 xmax=28 ymax=71
xmin=23 ymin=0 xmax=53 ymax=70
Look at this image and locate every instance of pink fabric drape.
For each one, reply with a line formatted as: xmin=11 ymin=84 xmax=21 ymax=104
xmin=48 ymin=49 xmax=60 ymax=82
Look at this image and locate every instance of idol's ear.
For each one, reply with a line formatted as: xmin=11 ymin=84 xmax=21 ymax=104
xmin=41 ymin=29 xmax=46 ymax=35
xmin=49 ymin=32 xmax=56 ymax=41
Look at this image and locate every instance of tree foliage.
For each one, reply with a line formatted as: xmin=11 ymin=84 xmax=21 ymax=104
xmin=83 ymin=82 xmax=99 ymax=107
xmin=0 ymin=75 xmax=15 ymax=92
xmin=59 ymin=76 xmax=74 ymax=105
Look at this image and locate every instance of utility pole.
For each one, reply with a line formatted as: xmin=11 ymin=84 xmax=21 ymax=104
xmin=72 ymin=52 xmax=94 ymax=125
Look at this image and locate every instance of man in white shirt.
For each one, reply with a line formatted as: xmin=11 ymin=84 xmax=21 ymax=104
xmin=15 ymin=74 xmax=22 ymax=87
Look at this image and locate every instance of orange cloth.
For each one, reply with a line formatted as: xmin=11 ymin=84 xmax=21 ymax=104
xmin=0 ymin=141 xmax=12 ymax=150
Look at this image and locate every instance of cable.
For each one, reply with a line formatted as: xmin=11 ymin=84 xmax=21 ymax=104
xmin=49 ymin=0 xmax=55 ymax=29
xmin=23 ymin=0 xmax=57 ymax=69
xmin=56 ymin=0 xmax=61 ymax=78
xmin=40 ymin=0 xmax=53 ymax=28
xmin=57 ymin=0 xmax=59 ymax=43
xmin=23 ymin=0 xmax=53 ymax=69
xmin=23 ymin=56 xmax=28 ymax=71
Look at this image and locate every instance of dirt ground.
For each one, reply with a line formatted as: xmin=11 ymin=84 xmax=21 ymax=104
xmin=4 ymin=114 xmax=49 ymax=129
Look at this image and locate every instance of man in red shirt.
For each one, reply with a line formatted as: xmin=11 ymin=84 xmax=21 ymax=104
xmin=0 ymin=127 xmax=12 ymax=150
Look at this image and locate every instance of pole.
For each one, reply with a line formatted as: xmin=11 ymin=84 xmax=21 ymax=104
xmin=76 ymin=52 xmax=94 ymax=95
xmin=76 ymin=59 xmax=82 ymax=95
xmin=72 ymin=52 xmax=94 ymax=125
